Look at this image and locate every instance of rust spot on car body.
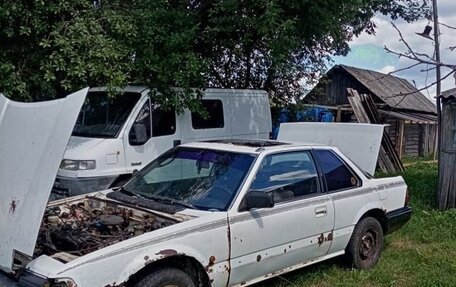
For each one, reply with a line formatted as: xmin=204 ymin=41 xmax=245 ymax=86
xmin=317 ymin=231 xmax=334 ymax=246
xmin=327 ymin=231 xmax=334 ymax=241
xmin=9 ymin=200 xmax=18 ymax=213
xmin=155 ymin=249 xmax=178 ymax=257
xmin=317 ymin=233 xmax=325 ymax=246
xmin=206 ymin=255 xmax=216 ymax=272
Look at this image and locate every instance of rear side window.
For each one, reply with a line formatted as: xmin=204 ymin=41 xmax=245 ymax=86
xmin=191 ymin=100 xmax=224 ymax=129
xmin=152 ymin=108 xmax=176 ymax=137
xmin=314 ymin=149 xmax=360 ymax=192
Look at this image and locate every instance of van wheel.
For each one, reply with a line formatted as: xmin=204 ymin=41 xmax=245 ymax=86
xmin=135 ymin=268 xmax=195 ymax=287
xmin=346 ymin=217 xmax=383 ymax=269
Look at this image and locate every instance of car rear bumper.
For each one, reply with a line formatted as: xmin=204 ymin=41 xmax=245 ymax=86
xmin=51 ymin=175 xmax=117 ymax=198
xmin=385 ymin=206 xmax=412 ymax=234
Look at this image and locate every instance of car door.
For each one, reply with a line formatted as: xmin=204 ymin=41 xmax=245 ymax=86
xmin=312 ymin=149 xmax=366 ymax=255
xmin=124 ymin=98 xmax=181 ymax=172
xmin=228 ymin=150 xmax=335 ymax=285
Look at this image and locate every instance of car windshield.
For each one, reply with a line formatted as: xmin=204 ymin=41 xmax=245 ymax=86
xmin=72 ymin=91 xmax=141 ymax=138
xmin=124 ymin=147 xmax=256 ymax=211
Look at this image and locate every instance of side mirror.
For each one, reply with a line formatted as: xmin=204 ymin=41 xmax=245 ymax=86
xmin=243 ymin=191 xmax=274 ymax=211
xmin=130 ymin=123 xmax=148 ymax=145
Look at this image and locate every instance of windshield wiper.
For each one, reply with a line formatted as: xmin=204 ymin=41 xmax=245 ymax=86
xmin=141 ymin=194 xmax=196 ymax=210
xmin=118 ymin=186 xmax=142 ymax=199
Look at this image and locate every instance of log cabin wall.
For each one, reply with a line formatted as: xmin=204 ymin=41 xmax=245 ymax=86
xmin=383 ymin=116 xmax=437 ymax=158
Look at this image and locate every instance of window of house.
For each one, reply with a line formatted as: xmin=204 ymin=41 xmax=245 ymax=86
xmin=249 ymin=151 xmax=319 ymax=203
xmin=191 ymin=100 xmax=224 ymax=129
xmin=314 ymin=149 xmax=360 ymax=192
xmin=152 ymin=107 xmax=176 ymax=137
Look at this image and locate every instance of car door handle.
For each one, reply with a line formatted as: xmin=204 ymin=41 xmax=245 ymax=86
xmin=315 ymin=206 xmax=327 ymax=217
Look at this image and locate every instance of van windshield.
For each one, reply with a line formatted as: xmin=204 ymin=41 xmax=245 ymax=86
xmin=73 ymin=91 xmax=141 ymax=138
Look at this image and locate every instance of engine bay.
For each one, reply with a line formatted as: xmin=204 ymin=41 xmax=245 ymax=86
xmin=34 ymin=197 xmax=178 ymax=263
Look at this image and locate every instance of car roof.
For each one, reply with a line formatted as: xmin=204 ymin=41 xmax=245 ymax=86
xmin=180 ymin=139 xmax=325 ymax=155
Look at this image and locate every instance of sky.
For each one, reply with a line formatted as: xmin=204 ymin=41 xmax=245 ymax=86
xmin=332 ymin=0 xmax=456 ymax=102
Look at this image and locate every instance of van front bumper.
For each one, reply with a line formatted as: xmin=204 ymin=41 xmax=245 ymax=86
xmin=52 ymin=175 xmax=117 ymax=198
xmin=385 ymin=206 xmax=412 ymax=234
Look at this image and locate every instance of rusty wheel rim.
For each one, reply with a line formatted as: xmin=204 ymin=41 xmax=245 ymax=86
xmin=359 ymin=229 xmax=378 ymax=260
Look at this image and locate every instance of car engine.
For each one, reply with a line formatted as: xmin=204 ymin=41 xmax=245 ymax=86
xmin=34 ymin=197 xmax=178 ymax=262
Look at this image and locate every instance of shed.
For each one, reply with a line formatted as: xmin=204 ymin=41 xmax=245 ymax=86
xmin=437 ymin=88 xmax=456 ymax=209
xmin=305 ymin=65 xmax=438 ymax=158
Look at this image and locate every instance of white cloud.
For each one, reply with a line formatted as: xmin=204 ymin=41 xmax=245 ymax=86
xmin=378 ymin=65 xmax=396 ymax=74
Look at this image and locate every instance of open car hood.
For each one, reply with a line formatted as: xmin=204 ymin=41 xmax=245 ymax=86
xmin=0 ymin=88 xmax=87 ymax=273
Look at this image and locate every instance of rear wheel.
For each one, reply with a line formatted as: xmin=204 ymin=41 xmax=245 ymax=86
xmin=346 ymin=217 xmax=384 ymax=269
xmin=135 ymin=267 xmax=195 ymax=287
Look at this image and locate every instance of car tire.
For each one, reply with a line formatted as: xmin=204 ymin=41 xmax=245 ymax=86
xmin=135 ymin=267 xmax=195 ymax=287
xmin=346 ymin=217 xmax=384 ymax=269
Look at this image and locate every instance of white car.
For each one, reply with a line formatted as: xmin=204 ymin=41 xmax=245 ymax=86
xmin=0 ymin=91 xmax=411 ymax=287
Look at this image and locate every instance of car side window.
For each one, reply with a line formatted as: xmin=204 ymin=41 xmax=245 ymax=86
xmin=249 ymin=151 xmax=319 ymax=203
xmin=314 ymin=149 xmax=360 ymax=192
xmin=129 ymin=100 xmax=152 ymax=145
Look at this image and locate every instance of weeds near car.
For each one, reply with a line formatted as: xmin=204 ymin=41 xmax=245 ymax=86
xmin=255 ymin=162 xmax=456 ymax=287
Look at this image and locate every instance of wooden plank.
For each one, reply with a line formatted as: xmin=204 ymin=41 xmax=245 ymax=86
xmin=398 ymin=120 xmax=405 ymax=159
xmin=346 ymin=89 xmax=402 ymax=173
xmin=336 ymin=106 xmax=342 ymax=122
xmin=300 ymin=104 xmax=352 ymax=111
xmin=347 ymin=89 xmax=370 ymax=123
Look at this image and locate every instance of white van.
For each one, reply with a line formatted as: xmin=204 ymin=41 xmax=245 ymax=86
xmin=52 ymin=86 xmax=271 ymax=197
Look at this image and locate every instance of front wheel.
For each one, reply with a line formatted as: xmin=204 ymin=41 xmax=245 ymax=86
xmin=135 ymin=267 xmax=195 ymax=287
xmin=346 ymin=217 xmax=384 ymax=269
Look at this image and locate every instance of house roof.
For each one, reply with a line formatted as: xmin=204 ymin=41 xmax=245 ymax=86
xmin=439 ymin=88 xmax=456 ymax=99
xmin=378 ymin=109 xmax=437 ymax=123
xmin=335 ymin=65 xmax=436 ymax=114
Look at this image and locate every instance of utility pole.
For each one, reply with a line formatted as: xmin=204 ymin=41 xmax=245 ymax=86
xmin=433 ymin=0 xmax=441 ymax=157
xmin=433 ymin=0 xmax=441 ymax=114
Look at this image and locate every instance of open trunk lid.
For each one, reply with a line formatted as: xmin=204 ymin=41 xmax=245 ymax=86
xmin=278 ymin=122 xmax=384 ymax=175
xmin=0 ymin=88 xmax=87 ymax=273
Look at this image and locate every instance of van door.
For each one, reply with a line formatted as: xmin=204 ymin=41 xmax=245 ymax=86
xmin=124 ymin=98 xmax=180 ymax=172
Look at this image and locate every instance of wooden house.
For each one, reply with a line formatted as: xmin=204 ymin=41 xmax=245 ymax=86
xmin=437 ymin=88 xmax=456 ymax=209
xmin=305 ymin=65 xmax=437 ymax=158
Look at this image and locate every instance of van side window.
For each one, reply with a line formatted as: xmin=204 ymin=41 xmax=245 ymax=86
xmin=129 ymin=100 xmax=151 ymax=145
xmin=152 ymin=107 xmax=176 ymax=137
xmin=314 ymin=149 xmax=360 ymax=192
xmin=192 ymin=100 xmax=224 ymax=129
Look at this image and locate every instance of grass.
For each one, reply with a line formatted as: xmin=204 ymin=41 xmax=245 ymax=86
xmin=254 ymin=162 xmax=456 ymax=287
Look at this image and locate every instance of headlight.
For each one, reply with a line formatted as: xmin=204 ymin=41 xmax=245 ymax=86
xmin=60 ymin=159 xmax=96 ymax=170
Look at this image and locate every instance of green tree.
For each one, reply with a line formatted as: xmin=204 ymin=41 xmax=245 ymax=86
xmin=0 ymin=0 xmax=429 ymax=108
